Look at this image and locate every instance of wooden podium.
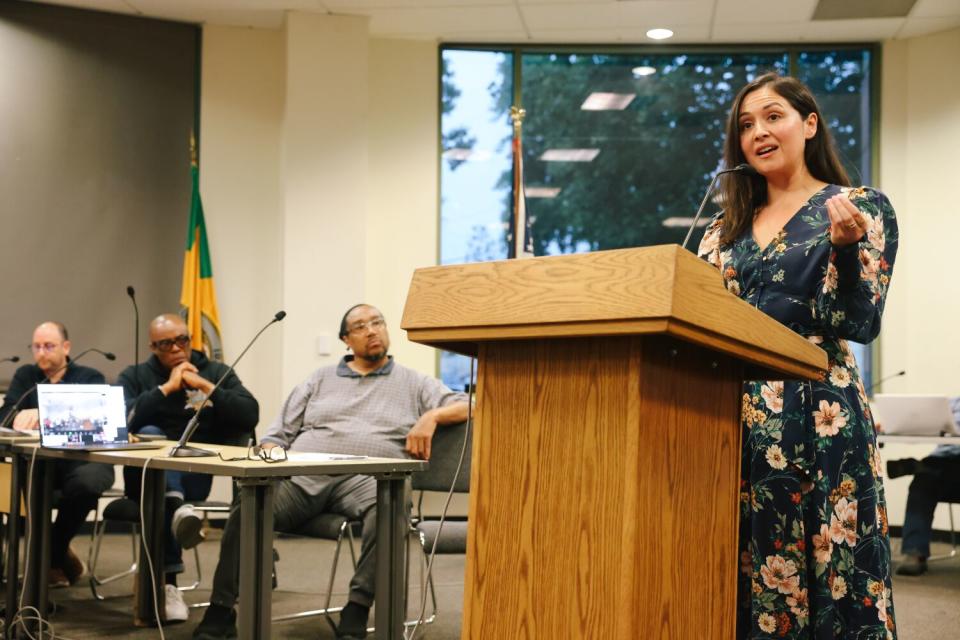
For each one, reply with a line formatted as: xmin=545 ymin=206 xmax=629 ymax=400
xmin=401 ymin=245 xmax=826 ymax=639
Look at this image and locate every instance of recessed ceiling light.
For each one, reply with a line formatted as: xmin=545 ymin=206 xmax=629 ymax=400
xmin=581 ymin=92 xmax=635 ymax=111
xmin=525 ymin=186 xmax=562 ymax=198
xmin=442 ymin=148 xmax=491 ymax=162
xmin=646 ymin=28 xmax=674 ymax=40
xmin=661 ymin=216 xmax=709 ymax=228
xmin=632 ymin=66 xmax=657 ymax=77
xmin=540 ymin=149 xmax=601 ymax=162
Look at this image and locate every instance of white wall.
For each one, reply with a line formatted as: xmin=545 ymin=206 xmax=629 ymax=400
xmin=878 ymin=26 xmax=960 ymax=529
xmin=366 ymin=38 xmax=440 ymax=375
xmin=199 ymin=16 xmax=440 ymax=412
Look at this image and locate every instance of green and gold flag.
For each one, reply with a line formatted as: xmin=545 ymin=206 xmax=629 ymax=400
xmin=180 ymin=152 xmax=223 ymax=360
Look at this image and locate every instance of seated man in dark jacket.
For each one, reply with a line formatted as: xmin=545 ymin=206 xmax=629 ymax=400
xmin=0 ymin=321 xmax=115 ymax=588
xmin=118 ymin=313 xmax=258 ymax=621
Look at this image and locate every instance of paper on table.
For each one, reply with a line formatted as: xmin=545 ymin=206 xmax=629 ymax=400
xmin=285 ymin=452 xmax=368 ymax=462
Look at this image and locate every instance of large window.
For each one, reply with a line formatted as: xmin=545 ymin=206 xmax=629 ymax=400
xmin=440 ymin=46 xmax=876 ymax=389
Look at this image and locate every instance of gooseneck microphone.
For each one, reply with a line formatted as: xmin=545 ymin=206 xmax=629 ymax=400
xmin=127 ymin=286 xmax=140 ymax=379
xmin=0 ymin=347 xmax=116 ymax=432
xmin=682 ymin=163 xmax=759 ymax=251
xmin=864 ymin=369 xmax=906 ymax=396
xmin=169 ymin=310 xmax=287 ymax=458
xmin=1 ymin=356 xmax=20 ymax=364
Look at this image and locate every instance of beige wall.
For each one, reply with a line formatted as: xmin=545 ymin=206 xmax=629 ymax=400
xmin=199 ymin=16 xmax=440 ymax=421
xmin=366 ymin=38 xmax=441 ymax=375
xmin=878 ymin=26 xmax=960 ymax=528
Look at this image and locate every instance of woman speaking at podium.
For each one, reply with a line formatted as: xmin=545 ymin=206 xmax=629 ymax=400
xmin=698 ymin=73 xmax=898 ymax=640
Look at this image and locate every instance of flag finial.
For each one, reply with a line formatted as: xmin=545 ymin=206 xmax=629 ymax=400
xmin=510 ymin=106 xmax=526 ymax=133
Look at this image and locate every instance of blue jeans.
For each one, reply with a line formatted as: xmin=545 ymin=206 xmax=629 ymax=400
xmin=900 ymin=454 xmax=960 ymax=557
xmin=123 ymin=426 xmax=213 ymax=574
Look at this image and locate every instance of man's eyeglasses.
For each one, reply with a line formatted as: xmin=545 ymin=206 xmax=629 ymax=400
xmin=347 ymin=317 xmax=385 ymax=335
xmin=218 ymin=445 xmax=288 ymax=464
xmin=29 ymin=342 xmax=62 ymax=353
xmin=151 ymin=335 xmax=191 ymax=353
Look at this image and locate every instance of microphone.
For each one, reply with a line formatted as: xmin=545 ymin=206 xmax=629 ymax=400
xmin=127 ymin=286 xmax=140 ymax=378
xmin=0 ymin=347 xmax=116 ymax=432
xmin=682 ymin=163 xmax=759 ymax=251
xmin=169 ymin=310 xmax=286 ymax=457
xmin=864 ymin=369 xmax=906 ymax=396
xmin=125 ymin=285 xmax=144 ymax=422
xmin=1 ymin=356 xmax=20 ymax=364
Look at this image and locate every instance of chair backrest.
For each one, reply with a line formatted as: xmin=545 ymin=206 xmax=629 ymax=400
xmin=411 ymin=420 xmax=471 ymax=493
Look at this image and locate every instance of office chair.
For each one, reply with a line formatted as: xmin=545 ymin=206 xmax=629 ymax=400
xmin=409 ymin=420 xmax=472 ymax=628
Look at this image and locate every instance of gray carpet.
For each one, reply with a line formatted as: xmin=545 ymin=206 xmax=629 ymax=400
xmin=8 ymin=529 xmax=958 ymax=639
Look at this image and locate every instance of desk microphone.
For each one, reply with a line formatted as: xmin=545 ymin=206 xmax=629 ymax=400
xmin=864 ymin=369 xmax=906 ymax=396
xmin=682 ymin=163 xmax=758 ymax=251
xmin=125 ymin=285 xmax=145 ymax=423
xmin=127 ymin=286 xmax=140 ymax=379
xmin=169 ymin=311 xmax=286 ymax=458
xmin=1 ymin=356 xmax=20 ymax=364
xmin=0 ymin=348 xmax=116 ymax=431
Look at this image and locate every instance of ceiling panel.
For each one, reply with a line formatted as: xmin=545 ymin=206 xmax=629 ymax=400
xmin=710 ymin=21 xmax=813 ymax=43
xmin=801 ymin=16 xmax=906 ymax=40
xmin=520 ymin=1 xmax=708 ymax=31
xmin=324 ymin=0 xmax=513 ymax=9
xmin=22 ymin=0 xmax=960 ymax=41
xmin=522 ymin=27 xmax=623 ymax=42
xmin=714 ymin=0 xmax=817 ymax=25
xmin=910 ymin=0 xmax=960 ymax=18
xmin=897 ymin=14 xmax=960 ymax=37
xmin=366 ymin=4 xmax=524 ymax=35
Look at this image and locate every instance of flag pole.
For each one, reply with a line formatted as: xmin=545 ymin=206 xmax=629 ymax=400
xmin=510 ymin=105 xmax=533 ymax=259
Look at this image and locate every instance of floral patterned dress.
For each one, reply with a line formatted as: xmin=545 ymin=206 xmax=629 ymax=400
xmin=698 ymin=185 xmax=898 ymax=640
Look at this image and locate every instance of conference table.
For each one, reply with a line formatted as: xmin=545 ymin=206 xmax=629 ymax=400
xmin=2 ymin=436 xmax=425 ymax=639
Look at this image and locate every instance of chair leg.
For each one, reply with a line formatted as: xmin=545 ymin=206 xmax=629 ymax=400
xmin=272 ymin=521 xmax=356 ymax=625
xmin=88 ymin=522 xmax=139 ymax=600
xmin=406 ymin=530 xmax=437 ymax=630
xmin=179 ymin=544 xmax=202 ymax=592
xmin=929 ymin=503 xmax=959 ymax=562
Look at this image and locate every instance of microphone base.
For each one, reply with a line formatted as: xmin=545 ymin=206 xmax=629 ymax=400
xmin=168 ymin=444 xmax=217 ymax=458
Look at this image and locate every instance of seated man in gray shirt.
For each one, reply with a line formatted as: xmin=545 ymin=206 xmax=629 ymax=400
xmin=192 ymin=303 xmax=469 ymax=640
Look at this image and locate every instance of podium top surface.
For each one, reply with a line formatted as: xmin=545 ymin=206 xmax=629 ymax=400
xmin=401 ymin=244 xmax=827 ymax=380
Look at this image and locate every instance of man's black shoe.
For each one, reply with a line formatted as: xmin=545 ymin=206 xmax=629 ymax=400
xmin=896 ymin=555 xmax=928 ymax=577
xmin=886 ymin=458 xmax=919 ymax=479
xmin=192 ymin=603 xmax=238 ymax=639
xmin=336 ymin=601 xmax=370 ymax=639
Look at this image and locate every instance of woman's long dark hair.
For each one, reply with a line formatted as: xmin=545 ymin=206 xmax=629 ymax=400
xmin=718 ymin=73 xmax=851 ymax=245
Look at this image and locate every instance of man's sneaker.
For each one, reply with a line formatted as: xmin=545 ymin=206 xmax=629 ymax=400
xmin=164 ymin=584 xmax=189 ymax=623
xmin=48 ymin=567 xmax=70 ymax=589
xmin=192 ymin=603 xmax=238 ymax=639
xmin=63 ymin=546 xmax=86 ymax=585
xmin=336 ymin=601 xmax=370 ymax=639
xmin=172 ymin=503 xmax=206 ymax=549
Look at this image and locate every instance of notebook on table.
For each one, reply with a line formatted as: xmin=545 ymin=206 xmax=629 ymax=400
xmin=870 ymin=394 xmax=958 ymax=436
xmin=37 ymin=384 xmax=163 ymax=451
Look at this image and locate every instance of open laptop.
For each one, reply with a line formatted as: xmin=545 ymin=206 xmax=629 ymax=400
xmin=37 ymin=384 xmax=163 ymax=451
xmin=870 ymin=394 xmax=958 ymax=436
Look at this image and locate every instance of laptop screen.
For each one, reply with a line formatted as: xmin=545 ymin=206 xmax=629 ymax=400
xmin=36 ymin=384 xmax=129 ymax=447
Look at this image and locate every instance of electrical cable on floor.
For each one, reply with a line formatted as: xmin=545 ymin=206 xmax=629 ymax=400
xmin=6 ymin=447 xmax=81 ymax=639
xmin=407 ymin=355 xmax=476 ymax=640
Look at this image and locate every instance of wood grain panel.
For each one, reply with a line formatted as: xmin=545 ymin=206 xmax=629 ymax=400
xmin=402 ymin=245 xmax=826 ymax=380
xmin=463 ymin=336 xmax=741 ymax=639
